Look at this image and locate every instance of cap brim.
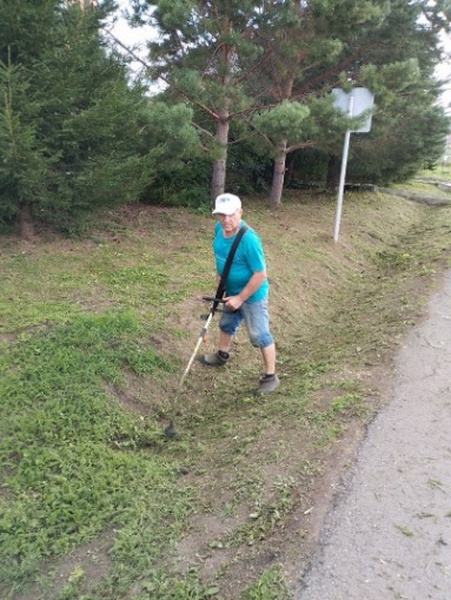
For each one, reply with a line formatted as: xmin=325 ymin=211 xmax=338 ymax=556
xmin=212 ymin=209 xmax=235 ymax=215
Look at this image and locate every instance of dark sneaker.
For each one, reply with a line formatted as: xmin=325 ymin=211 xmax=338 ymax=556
xmin=198 ymin=351 xmax=229 ymax=366
xmin=255 ymin=373 xmax=280 ymax=395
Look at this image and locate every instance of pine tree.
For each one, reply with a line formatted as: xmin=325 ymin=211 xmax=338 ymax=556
xmin=133 ymin=0 xmax=449 ymax=204
xmin=252 ymin=0 xmax=450 ymax=196
xmin=137 ymin=0 xmax=273 ymax=201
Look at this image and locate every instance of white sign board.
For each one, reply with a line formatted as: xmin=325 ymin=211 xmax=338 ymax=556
xmin=331 ymin=87 xmax=374 ymax=242
xmin=332 ymin=87 xmax=374 ymax=132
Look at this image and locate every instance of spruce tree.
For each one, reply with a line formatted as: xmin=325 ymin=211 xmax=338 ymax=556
xmin=0 ymin=0 xmax=192 ymax=236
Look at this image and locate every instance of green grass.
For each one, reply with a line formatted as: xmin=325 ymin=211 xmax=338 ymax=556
xmin=1 ymin=188 xmax=451 ymax=599
xmin=0 ymin=311 xmax=195 ymax=597
xmin=241 ymin=565 xmax=291 ymax=600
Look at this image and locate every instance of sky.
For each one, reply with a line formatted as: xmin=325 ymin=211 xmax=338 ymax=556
xmin=104 ymin=1 xmax=156 ymax=78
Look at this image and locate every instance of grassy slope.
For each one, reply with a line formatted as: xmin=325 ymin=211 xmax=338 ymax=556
xmin=1 ymin=185 xmax=451 ymax=599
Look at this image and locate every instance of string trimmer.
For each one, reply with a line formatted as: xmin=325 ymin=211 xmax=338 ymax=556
xmin=164 ymin=295 xmax=225 ymax=438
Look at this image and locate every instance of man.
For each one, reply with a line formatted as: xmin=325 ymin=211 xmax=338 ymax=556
xmin=199 ymin=192 xmax=279 ymax=395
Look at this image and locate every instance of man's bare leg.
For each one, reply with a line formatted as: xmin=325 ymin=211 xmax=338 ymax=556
xmin=219 ymin=330 xmax=233 ymax=354
xmin=261 ymin=343 xmax=276 ymax=375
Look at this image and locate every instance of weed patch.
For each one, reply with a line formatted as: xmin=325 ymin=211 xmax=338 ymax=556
xmin=0 ymin=311 xmax=189 ymax=595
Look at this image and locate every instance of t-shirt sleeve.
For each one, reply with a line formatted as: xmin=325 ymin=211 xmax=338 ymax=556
xmin=242 ymin=230 xmax=266 ymax=272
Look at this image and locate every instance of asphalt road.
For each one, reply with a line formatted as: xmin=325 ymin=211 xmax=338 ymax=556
xmin=296 ymin=271 xmax=451 ymax=600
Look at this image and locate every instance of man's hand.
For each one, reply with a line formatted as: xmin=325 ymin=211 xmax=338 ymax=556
xmin=224 ymin=295 xmax=243 ymax=311
xmin=223 ymin=270 xmax=266 ymax=310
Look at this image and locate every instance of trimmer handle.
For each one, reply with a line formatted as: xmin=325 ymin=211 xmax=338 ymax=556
xmin=202 ymin=295 xmax=226 ymax=303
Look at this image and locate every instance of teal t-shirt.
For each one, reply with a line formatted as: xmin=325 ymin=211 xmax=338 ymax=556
xmin=213 ymin=220 xmax=268 ymax=302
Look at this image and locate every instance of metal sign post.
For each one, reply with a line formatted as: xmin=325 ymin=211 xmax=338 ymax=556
xmin=333 ymin=95 xmax=354 ymax=242
xmin=331 ymin=87 xmax=374 ymax=242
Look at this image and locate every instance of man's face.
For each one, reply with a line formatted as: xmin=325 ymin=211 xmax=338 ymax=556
xmin=216 ymin=209 xmax=242 ymax=236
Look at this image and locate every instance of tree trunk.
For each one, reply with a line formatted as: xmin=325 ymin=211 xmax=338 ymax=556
xmin=269 ymin=139 xmax=287 ymax=208
xmin=19 ymin=203 xmax=34 ymax=241
xmin=211 ymin=110 xmax=230 ymax=203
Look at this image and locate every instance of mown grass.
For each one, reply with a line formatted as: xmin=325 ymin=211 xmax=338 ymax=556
xmin=1 ymin=186 xmax=451 ymax=599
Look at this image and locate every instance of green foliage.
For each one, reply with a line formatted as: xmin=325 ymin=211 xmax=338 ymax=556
xmin=138 ymin=1 xmax=286 ymax=197
xmin=145 ymin=102 xmax=199 ymax=170
xmin=343 ymin=58 xmax=451 ymax=183
xmin=0 ymin=310 xmax=181 ymax=584
xmin=0 ymin=1 xmax=199 ymax=231
xmin=0 ymin=55 xmax=58 ymax=221
xmin=131 ymin=569 xmax=221 ymax=599
xmin=251 ymin=101 xmax=310 ymax=148
xmin=145 ymin=156 xmax=212 ymax=207
xmin=227 ymin=138 xmax=273 ymax=194
xmin=240 ymin=565 xmax=291 ymax=600
xmin=285 ymin=147 xmax=329 ymax=188
xmin=231 ymin=0 xmax=449 ymax=191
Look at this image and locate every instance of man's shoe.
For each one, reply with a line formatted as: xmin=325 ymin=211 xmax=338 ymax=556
xmin=198 ymin=351 xmax=229 ymax=366
xmin=255 ymin=373 xmax=280 ymax=395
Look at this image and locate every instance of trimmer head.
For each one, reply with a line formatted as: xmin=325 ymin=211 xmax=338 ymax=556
xmin=164 ymin=421 xmax=177 ymax=438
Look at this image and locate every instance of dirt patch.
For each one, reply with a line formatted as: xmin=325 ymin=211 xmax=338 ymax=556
xmin=171 ymin=377 xmax=388 ymax=598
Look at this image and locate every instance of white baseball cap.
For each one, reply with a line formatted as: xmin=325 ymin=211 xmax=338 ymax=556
xmin=212 ymin=193 xmax=242 ymax=215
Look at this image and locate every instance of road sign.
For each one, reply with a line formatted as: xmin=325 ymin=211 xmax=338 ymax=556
xmin=331 ymin=87 xmax=375 ymax=241
xmin=332 ymin=87 xmax=374 ymax=132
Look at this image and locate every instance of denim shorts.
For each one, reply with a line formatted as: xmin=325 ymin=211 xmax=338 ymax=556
xmin=219 ymin=297 xmax=274 ymax=348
